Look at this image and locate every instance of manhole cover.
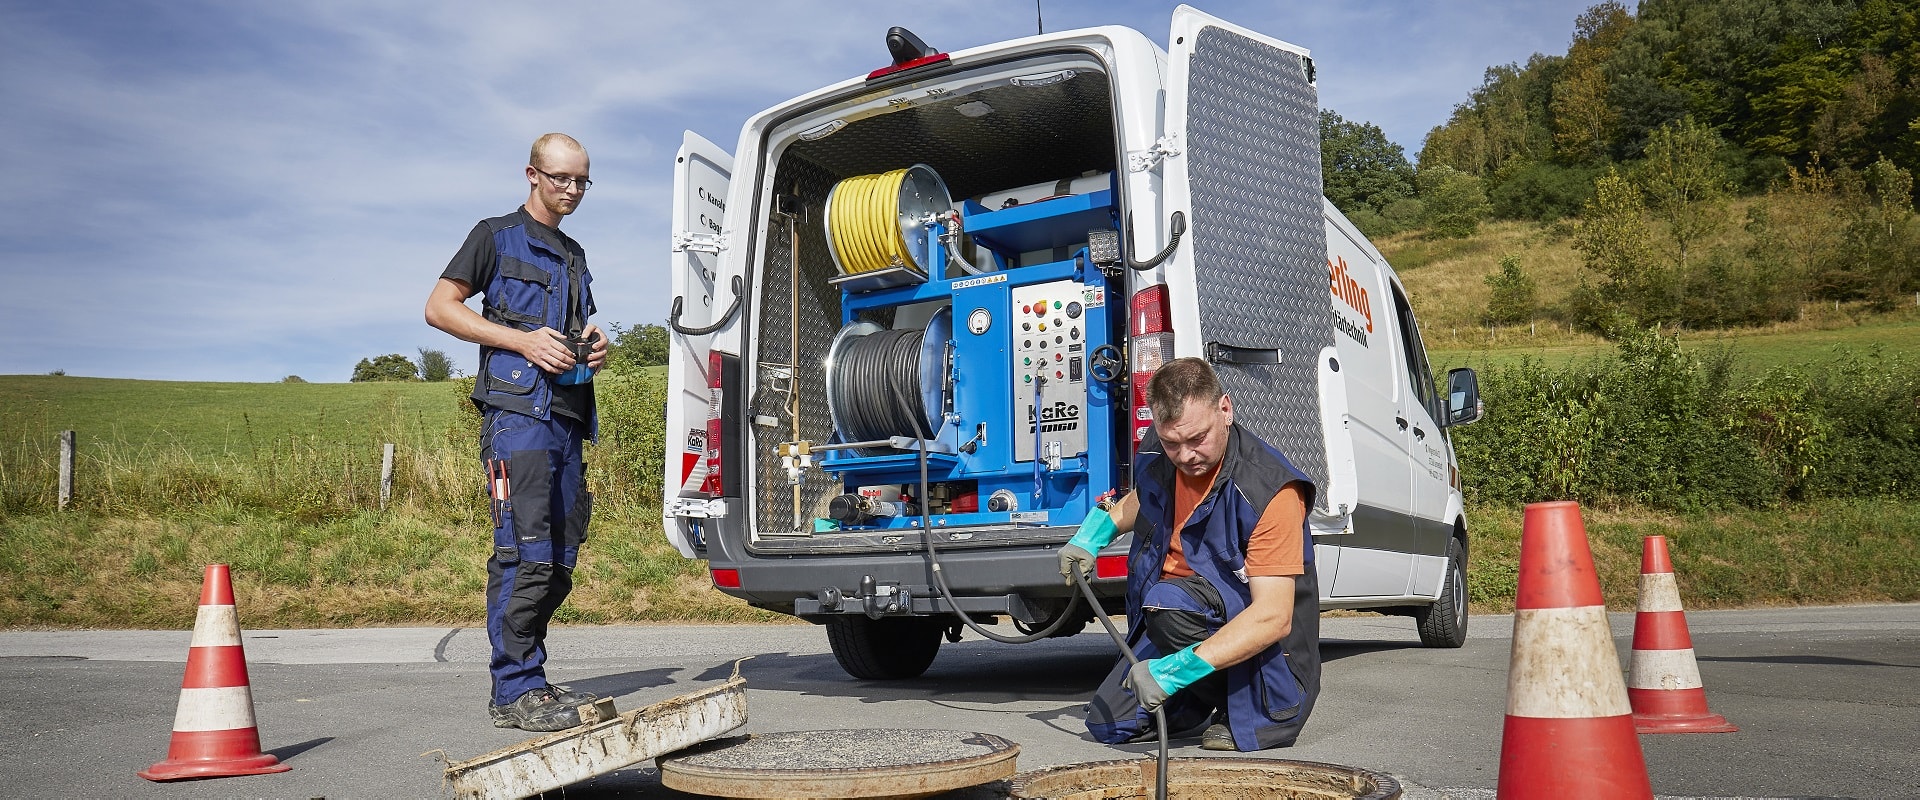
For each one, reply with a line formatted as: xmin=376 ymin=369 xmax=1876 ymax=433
xmin=658 ymin=729 xmax=1019 ymax=799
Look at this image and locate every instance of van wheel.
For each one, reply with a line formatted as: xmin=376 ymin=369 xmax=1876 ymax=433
xmin=1416 ymin=537 xmax=1468 ymax=648
xmin=825 ymin=616 xmax=944 ymax=679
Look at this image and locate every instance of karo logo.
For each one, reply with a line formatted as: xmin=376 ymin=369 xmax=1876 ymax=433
xmin=1026 ymin=401 xmax=1082 ymax=434
xmin=685 ymin=429 xmax=708 ymax=454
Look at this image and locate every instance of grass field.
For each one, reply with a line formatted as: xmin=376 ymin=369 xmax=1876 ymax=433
xmin=7 ymin=375 xmax=462 ymax=457
xmin=1428 ymin=306 xmax=1920 ymax=373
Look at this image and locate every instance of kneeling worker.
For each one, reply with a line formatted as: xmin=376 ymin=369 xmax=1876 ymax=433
xmin=1061 ymin=357 xmax=1321 ymax=751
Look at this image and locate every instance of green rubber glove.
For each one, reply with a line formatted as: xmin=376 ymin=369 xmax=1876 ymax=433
xmin=1057 ymin=507 xmax=1117 ymax=585
xmin=1123 ymin=643 xmax=1216 ymax=712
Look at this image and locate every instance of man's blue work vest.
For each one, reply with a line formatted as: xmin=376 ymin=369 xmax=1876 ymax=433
xmin=1121 ymin=424 xmax=1322 ymax=751
xmin=470 ymin=210 xmax=597 ymax=436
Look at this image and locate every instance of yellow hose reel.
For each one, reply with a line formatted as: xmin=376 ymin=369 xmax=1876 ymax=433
xmin=824 ymin=164 xmax=952 ymax=290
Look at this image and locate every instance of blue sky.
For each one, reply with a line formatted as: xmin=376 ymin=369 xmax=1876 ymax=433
xmin=0 ymin=1 xmax=1595 ymax=382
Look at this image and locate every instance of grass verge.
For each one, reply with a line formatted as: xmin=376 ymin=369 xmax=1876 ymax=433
xmin=1464 ymin=499 xmax=1920 ymax=614
xmin=0 ymin=503 xmax=785 ymax=629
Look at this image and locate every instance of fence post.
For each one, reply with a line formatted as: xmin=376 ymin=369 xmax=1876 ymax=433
xmin=380 ymin=442 xmax=396 ymax=510
xmin=58 ymin=431 xmax=75 ymax=511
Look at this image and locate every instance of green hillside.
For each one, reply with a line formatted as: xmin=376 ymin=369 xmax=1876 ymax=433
xmin=5 ymin=375 xmax=462 ymax=458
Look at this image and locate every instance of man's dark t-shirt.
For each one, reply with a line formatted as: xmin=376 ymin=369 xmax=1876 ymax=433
xmin=440 ymin=207 xmax=591 ymax=422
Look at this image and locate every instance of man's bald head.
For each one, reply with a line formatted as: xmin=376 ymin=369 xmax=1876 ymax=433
xmin=530 ymin=133 xmax=587 ymax=171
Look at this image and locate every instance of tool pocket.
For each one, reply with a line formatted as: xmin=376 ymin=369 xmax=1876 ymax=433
xmin=563 ymin=490 xmax=593 ymax=547
xmin=1256 ymin=655 xmax=1306 ymax=723
xmin=490 ymin=256 xmax=551 ymax=327
xmin=484 ymin=348 xmax=539 ymax=396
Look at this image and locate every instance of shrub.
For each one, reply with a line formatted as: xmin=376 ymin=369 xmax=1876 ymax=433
xmin=1483 ymin=254 xmax=1537 ymax=325
xmin=1419 ymin=166 xmax=1491 ymax=238
xmin=585 ymin=372 xmax=668 ymax=509
xmin=1488 ymin=160 xmax=1603 ymax=221
xmin=1453 ymin=331 xmax=1920 ymax=510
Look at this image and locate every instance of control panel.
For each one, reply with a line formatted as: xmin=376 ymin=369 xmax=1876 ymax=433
xmin=1010 ymin=279 xmax=1103 ymax=463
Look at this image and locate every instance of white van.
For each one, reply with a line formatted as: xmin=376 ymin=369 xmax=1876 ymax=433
xmin=661 ymin=5 xmax=1485 ymax=679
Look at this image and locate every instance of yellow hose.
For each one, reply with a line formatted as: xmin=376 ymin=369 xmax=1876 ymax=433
xmin=827 ymin=169 xmax=916 ymax=275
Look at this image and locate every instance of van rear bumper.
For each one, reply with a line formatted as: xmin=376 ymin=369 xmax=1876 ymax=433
xmin=706 ymin=540 xmax=1128 ymax=621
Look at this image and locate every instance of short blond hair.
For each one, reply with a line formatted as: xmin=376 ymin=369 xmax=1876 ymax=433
xmin=529 ymin=133 xmax=586 ymax=171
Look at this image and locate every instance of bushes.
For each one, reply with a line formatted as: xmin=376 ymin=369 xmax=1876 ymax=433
xmin=1453 ymin=329 xmax=1920 ymax=510
xmin=585 ymin=372 xmax=668 ymax=509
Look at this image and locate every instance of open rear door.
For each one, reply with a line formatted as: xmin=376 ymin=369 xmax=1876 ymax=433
xmin=1162 ymin=5 xmax=1338 ymax=513
xmin=663 ymin=130 xmax=733 ymax=557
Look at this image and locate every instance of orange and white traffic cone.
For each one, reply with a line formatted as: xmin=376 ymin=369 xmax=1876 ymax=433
xmin=1497 ymin=501 xmax=1653 ymax=800
xmin=1628 ymin=535 xmax=1737 ymax=734
xmin=138 ymin=564 xmax=290 ymax=782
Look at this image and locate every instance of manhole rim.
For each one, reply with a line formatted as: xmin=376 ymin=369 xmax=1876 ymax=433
xmin=659 ymin=730 xmax=1021 ymax=799
xmin=1008 ymin=756 xmax=1403 ymax=800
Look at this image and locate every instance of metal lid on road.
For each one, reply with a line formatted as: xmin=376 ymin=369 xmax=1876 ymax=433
xmin=659 ymin=729 xmax=1019 ymax=798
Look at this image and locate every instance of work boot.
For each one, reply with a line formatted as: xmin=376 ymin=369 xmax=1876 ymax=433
xmin=550 ymin=683 xmax=600 ymax=707
xmin=489 ymin=687 xmax=584 ymax=732
xmin=1201 ymin=722 xmax=1235 ymax=751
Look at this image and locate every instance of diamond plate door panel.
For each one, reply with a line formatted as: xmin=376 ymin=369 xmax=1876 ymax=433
xmin=1183 ymin=25 xmax=1334 ymax=508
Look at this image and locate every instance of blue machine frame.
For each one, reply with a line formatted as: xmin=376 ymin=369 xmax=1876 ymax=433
xmin=819 ymin=187 xmax=1123 ymax=530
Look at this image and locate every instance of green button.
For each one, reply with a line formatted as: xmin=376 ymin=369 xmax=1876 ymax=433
xmin=1053 ymin=300 xmax=1062 ymax=309
xmin=1023 ymin=357 xmax=1031 ymax=365
xmin=1023 ymin=375 xmax=1032 ymax=383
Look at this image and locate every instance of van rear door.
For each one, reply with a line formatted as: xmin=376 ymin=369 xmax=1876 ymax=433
xmin=663 ymin=130 xmax=734 ymax=557
xmin=1163 ymin=5 xmax=1338 ymax=511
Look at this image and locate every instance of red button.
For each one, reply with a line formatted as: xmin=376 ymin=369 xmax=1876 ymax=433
xmin=1055 ymin=371 xmax=1063 ymax=378
xmin=1054 ymin=353 xmax=1062 ymax=361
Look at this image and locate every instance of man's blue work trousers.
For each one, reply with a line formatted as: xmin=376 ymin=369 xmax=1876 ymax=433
xmin=481 ymin=410 xmax=591 ymax=706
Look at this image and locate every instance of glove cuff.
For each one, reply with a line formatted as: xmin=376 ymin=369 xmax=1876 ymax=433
xmin=1066 ymin=508 xmax=1118 ymax=552
xmin=1149 ymin=643 xmax=1217 ymax=694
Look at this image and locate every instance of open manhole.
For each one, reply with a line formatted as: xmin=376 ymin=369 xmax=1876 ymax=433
xmin=658 ymin=729 xmax=1018 ymax=799
xmin=1009 ymin=757 xmax=1402 ymax=799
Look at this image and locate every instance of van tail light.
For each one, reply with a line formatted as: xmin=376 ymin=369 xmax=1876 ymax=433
xmin=700 ymin=350 xmax=724 ymax=496
xmin=1128 ymin=284 xmax=1174 ymax=448
xmin=711 ymin=568 xmax=741 ymax=589
xmin=1095 ymin=554 xmax=1130 ymax=580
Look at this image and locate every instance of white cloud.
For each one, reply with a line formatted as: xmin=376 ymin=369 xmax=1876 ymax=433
xmin=0 ymin=0 xmax=1591 ymax=381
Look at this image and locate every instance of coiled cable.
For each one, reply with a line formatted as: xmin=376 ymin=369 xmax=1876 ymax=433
xmin=828 ymin=326 xmax=929 ymax=442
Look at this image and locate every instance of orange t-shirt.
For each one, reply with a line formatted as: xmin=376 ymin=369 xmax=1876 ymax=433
xmin=1162 ymin=468 xmax=1308 ymax=580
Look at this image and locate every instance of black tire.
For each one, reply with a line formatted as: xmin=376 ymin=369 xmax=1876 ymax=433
xmin=1416 ymin=536 xmax=1468 ymax=648
xmin=825 ymin=616 xmax=944 ymax=679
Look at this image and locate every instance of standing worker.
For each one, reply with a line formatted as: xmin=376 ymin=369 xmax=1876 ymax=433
xmin=425 ymin=133 xmax=608 ymax=732
xmin=1061 ymin=357 xmax=1322 ymax=751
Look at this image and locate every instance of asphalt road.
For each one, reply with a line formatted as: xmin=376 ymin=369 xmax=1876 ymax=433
xmin=4 ymin=604 xmax=1917 ymax=799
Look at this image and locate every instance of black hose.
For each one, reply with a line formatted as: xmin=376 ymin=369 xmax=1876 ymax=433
xmin=862 ymin=334 xmax=1083 ymax=645
xmin=1073 ymin=567 xmax=1168 ymax=800
xmin=832 ymin=327 xmax=929 ymax=444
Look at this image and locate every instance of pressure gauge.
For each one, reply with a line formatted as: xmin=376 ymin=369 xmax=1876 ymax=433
xmin=967 ymin=307 xmax=992 ymax=335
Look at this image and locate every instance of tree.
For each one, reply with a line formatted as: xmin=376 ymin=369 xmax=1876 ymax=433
xmin=1550 ymin=1 xmax=1633 ymax=163
xmin=1320 ymin=110 xmax=1417 ymax=220
xmin=603 ymin=323 xmax=669 ymax=374
xmin=1418 ymin=166 xmax=1491 ymax=238
xmin=1573 ymin=167 xmax=1665 ymax=333
xmin=417 ymin=347 xmax=455 ymax=382
xmin=281 ymin=375 xmax=307 ymax=384
xmin=1484 ymin=254 xmax=1538 ymax=325
xmin=351 ymin=354 xmax=418 ymax=382
xmin=1635 ymin=117 xmax=1731 ymax=279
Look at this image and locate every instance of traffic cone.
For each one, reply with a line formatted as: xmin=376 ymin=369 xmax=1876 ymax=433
xmin=1497 ymin=501 xmax=1652 ymax=800
xmin=138 ymin=564 xmax=290 ymax=781
xmin=1628 ymin=535 xmax=1737 ymax=734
